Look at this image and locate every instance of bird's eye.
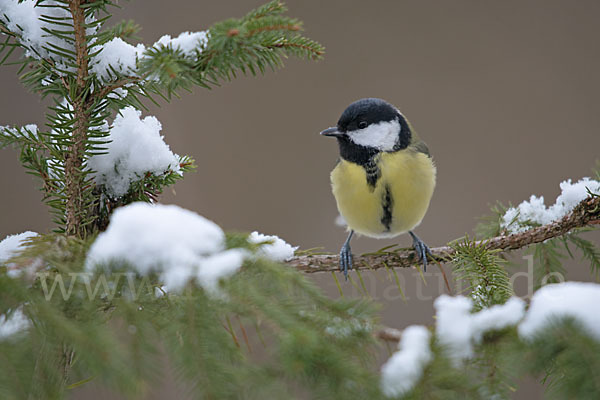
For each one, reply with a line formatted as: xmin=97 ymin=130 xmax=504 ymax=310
xmin=358 ymin=121 xmax=368 ymax=129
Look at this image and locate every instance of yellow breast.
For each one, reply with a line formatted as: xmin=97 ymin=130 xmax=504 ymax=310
xmin=330 ymin=150 xmax=436 ymax=238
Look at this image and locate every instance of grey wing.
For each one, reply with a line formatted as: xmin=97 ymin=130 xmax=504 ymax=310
xmin=411 ymin=140 xmax=431 ymax=158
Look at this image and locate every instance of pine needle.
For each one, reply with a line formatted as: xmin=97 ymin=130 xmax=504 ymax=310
xmin=331 ymin=271 xmax=344 ymax=298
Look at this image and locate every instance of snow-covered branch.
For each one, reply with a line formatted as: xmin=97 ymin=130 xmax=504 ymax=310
xmin=288 ymin=194 xmax=600 ymax=273
xmin=378 ymin=282 xmax=600 ymax=397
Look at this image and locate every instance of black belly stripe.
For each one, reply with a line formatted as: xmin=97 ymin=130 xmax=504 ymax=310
xmin=381 ymin=185 xmax=393 ymax=231
xmin=364 ymin=159 xmax=380 ymax=189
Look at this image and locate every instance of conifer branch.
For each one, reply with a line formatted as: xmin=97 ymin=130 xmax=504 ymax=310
xmin=64 ymin=0 xmax=90 ymax=237
xmin=91 ymin=75 xmax=143 ymax=101
xmin=244 ymin=23 xmax=301 ymax=38
xmin=288 ymin=195 xmax=600 ymax=273
xmin=270 ymin=40 xmax=324 ymax=59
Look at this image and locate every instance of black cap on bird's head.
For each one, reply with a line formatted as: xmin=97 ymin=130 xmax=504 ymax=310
xmin=320 ymin=98 xmax=411 ymax=156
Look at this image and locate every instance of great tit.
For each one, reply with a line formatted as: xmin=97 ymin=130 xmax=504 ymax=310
xmin=320 ymin=98 xmax=436 ymax=279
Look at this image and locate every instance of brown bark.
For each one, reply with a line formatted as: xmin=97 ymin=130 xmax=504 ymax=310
xmin=375 ymin=326 xmax=403 ymax=342
xmin=64 ymin=0 xmax=90 ymax=237
xmin=90 ymin=75 xmax=142 ymax=102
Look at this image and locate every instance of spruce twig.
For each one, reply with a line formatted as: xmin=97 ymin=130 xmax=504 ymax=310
xmin=90 ymin=75 xmax=143 ymax=102
xmin=288 ymin=195 xmax=600 ymax=273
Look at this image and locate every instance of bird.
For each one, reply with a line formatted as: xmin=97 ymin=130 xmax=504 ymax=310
xmin=320 ymin=98 xmax=436 ymax=279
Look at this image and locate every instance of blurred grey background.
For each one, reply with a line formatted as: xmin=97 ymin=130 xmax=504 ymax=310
xmin=1 ymin=0 xmax=600 ymax=398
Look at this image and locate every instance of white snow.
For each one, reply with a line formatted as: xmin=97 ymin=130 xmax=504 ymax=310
xmin=248 ymin=231 xmax=297 ymax=261
xmin=0 ymin=309 xmax=29 ymax=340
xmin=0 ymin=0 xmax=70 ymax=59
xmin=90 ymin=37 xmax=146 ymax=82
xmin=0 ymin=231 xmax=38 ymax=278
xmin=196 ymin=248 xmax=247 ymax=291
xmin=501 ymin=177 xmax=600 ymax=234
xmin=0 ymin=0 xmax=97 ymax=63
xmin=87 ymin=107 xmax=181 ymax=197
xmin=86 ymin=203 xmax=246 ymax=293
xmin=90 ymin=31 xmax=207 ymax=81
xmin=470 ymin=298 xmax=526 ymax=343
xmin=518 ymin=281 xmax=600 ymax=341
xmin=434 ymin=295 xmax=474 ymax=365
xmin=1 ymin=1 xmax=207 ymax=80
xmin=46 ymin=158 xmax=64 ymax=181
xmin=0 ymin=124 xmax=38 ymax=139
xmin=381 ymin=282 xmax=600 ymax=385
xmin=1 ymin=0 xmax=207 ymax=82
xmin=151 ymin=31 xmax=208 ymax=58
xmin=381 ymin=325 xmax=432 ymax=397
xmin=107 ymin=87 xmax=128 ymax=100
xmin=21 ymin=123 xmax=37 ymax=138
xmin=434 ymin=295 xmax=525 ymax=366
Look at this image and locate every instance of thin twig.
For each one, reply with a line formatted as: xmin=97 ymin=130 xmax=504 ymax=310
xmin=375 ymin=326 xmax=403 ymax=343
xmin=89 ymin=75 xmax=143 ymax=102
xmin=287 ymin=195 xmax=600 ymax=273
xmin=0 ymin=24 xmax=15 ymax=36
xmin=245 ymin=24 xmax=301 ymax=37
xmin=270 ymin=41 xmax=323 ymax=58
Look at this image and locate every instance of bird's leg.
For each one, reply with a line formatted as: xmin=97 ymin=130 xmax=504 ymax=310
xmin=339 ymin=230 xmax=354 ymax=280
xmin=409 ymin=231 xmax=432 ymax=272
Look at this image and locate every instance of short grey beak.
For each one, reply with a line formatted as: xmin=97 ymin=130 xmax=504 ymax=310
xmin=320 ymin=127 xmax=343 ymax=137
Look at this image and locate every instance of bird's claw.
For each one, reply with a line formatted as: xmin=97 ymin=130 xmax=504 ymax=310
xmin=340 ymin=241 xmax=353 ymax=280
xmin=338 ymin=230 xmax=355 ymax=280
xmin=410 ymin=231 xmax=432 ymax=272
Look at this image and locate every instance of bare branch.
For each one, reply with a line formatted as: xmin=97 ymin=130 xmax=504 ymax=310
xmin=288 ymin=195 xmax=600 ymax=273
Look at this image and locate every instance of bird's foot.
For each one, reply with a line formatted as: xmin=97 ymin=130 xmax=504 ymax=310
xmin=339 ymin=241 xmax=353 ymax=280
xmin=409 ymin=231 xmax=432 ymax=272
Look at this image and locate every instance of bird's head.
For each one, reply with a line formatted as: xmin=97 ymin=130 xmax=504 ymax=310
xmin=320 ymin=98 xmax=411 ymax=152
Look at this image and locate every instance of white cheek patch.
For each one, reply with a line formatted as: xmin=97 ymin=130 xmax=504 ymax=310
xmin=347 ymin=119 xmax=400 ymax=151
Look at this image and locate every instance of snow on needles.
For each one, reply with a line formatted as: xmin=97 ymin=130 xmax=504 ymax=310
xmin=501 ymin=177 xmax=600 ymax=234
xmin=248 ymin=231 xmax=297 ymax=261
xmin=434 ymin=296 xmax=525 ymax=367
xmin=0 ymin=231 xmax=38 ymax=278
xmin=381 ymin=285 xmax=600 ymax=394
xmin=90 ymin=38 xmax=145 ymax=82
xmin=0 ymin=0 xmax=97 ymax=69
xmin=0 ymin=309 xmax=30 ymax=340
xmin=152 ymin=31 xmax=208 ymax=57
xmin=85 ymin=203 xmax=244 ymax=292
xmin=381 ymin=325 xmax=432 ymax=397
xmin=87 ymin=107 xmax=181 ymax=198
xmin=0 ymin=0 xmax=71 ymax=59
xmin=0 ymin=231 xmax=33 ymax=333
xmin=0 ymin=123 xmax=38 ymax=140
xmin=90 ymin=31 xmax=208 ymax=83
xmin=519 ymin=281 xmax=600 ymax=341
xmin=85 ymin=203 xmax=298 ymax=293
xmin=1 ymin=1 xmax=207 ymax=81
